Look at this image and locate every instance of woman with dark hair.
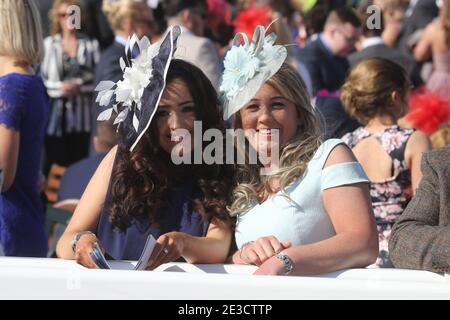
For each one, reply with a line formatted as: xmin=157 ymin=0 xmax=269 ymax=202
xmin=56 ymin=28 xmax=234 ymax=269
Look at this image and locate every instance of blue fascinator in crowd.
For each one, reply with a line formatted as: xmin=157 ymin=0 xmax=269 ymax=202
xmin=220 ymin=25 xmax=288 ymax=120
xmin=95 ymin=26 xmax=181 ymax=151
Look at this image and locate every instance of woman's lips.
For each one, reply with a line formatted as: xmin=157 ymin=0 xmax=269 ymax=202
xmin=169 ymin=131 xmax=191 ymax=144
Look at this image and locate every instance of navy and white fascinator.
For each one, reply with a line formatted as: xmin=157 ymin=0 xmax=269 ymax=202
xmin=95 ymin=25 xmax=181 ymax=151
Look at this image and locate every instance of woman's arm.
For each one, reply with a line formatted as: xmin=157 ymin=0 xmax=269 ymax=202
xmin=147 ymin=218 xmax=232 ymax=269
xmin=0 ymin=125 xmax=19 ymax=192
xmin=382 ymin=20 xmax=402 ymax=48
xmin=181 ymin=218 xmax=232 ymax=264
xmin=404 ymin=130 xmax=431 ymax=194
xmin=255 ymin=145 xmax=379 ymax=275
xmin=413 ymin=22 xmax=434 ymax=62
xmin=56 ymin=146 xmax=117 ymax=260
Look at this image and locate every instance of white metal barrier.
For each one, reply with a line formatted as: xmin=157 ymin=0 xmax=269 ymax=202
xmin=0 ymin=257 xmax=448 ymax=299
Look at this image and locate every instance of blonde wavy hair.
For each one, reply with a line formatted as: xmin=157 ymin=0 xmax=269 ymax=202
xmin=103 ymin=0 xmax=152 ymax=32
xmin=229 ymin=63 xmax=322 ymax=217
xmin=0 ymin=0 xmax=44 ymax=65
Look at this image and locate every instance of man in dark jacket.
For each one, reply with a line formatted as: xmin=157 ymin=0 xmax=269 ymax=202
xmin=299 ymin=7 xmax=361 ymax=95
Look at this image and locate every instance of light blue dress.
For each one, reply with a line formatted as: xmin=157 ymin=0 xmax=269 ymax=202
xmin=235 ymin=139 xmax=369 ymax=248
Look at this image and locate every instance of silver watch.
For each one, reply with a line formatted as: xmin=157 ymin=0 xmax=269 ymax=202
xmin=71 ymin=231 xmax=95 ymax=253
xmin=275 ymin=251 xmax=294 ymax=275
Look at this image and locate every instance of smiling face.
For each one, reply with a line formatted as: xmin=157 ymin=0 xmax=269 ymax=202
xmin=155 ymin=78 xmax=196 ymax=155
xmin=239 ymin=84 xmax=300 ymax=156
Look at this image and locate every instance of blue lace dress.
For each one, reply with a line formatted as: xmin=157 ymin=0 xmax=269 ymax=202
xmin=0 ymin=73 xmax=50 ymax=256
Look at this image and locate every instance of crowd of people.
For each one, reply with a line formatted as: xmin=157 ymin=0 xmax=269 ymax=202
xmin=0 ymin=0 xmax=449 ymax=276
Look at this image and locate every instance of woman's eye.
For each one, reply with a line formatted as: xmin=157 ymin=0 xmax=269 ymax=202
xmin=181 ymin=105 xmax=195 ymax=113
xmin=155 ymin=110 xmax=169 ymax=118
xmin=246 ymin=104 xmax=259 ymax=111
xmin=272 ymin=102 xmax=285 ymax=109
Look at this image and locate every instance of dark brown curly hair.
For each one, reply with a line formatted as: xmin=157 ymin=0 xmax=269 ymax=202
xmin=107 ymin=59 xmax=234 ymax=232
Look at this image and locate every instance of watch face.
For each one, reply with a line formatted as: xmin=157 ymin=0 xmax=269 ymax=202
xmin=276 ymin=252 xmax=293 ymax=274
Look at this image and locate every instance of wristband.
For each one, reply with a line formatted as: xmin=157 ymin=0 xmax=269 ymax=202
xmin=71 ymin=231 xmax=95 ymax=253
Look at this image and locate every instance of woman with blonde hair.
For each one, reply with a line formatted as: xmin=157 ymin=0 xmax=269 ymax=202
xmin=221 ymin=26 xmax=378 ymax=275
xmin=341 ymin=58 xmax=431 ymax=267
xmin=40 ymin=0 xmax=100 ymax=173
xmin=0 ymin=0 xmax=50 ymax=256
xmin=414 ymin=0 xmax=450 ymax=98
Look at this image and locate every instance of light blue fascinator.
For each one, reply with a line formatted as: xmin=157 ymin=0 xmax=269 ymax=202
xmin=220 ymin=25 xmax=288 ymax=120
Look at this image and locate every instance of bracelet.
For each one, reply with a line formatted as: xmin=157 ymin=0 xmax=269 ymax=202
xmin=275 ymin=251 xmax=294 ymax=275
xmin=71 ymin=231 xmax=95 ymax=253
xmin=239 ymin=241 xmax=255 ymax=263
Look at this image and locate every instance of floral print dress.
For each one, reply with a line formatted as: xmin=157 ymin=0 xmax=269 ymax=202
xmin=342 ymin=125 xmax=415 ymax=267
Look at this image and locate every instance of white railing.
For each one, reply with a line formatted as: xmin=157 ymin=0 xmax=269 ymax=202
xmin=0 ymin=257 xmax=449 ymax=299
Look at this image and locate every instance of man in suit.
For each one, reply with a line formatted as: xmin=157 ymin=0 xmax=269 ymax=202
xmin=165 ymin=0 xmax=221 ymax=89
xmin=389 ymin=146 xmax=450 ymax=273
xmin=94 ymin=0 xmax=154 ymax=85
xmin=349 ymin=7 xmax=413 ymax=75
xmin=299 ymin=7 xmax=361 ymax=95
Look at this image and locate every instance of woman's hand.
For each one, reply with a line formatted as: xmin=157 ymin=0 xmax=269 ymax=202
xmin=74 ymin=233 xmax=104 ymax=269
xmin=240 ymin=236 xmax=291 ymax=266
xmin=253 ymin=256 xmax=286 ymax=276
xmin=61 ymin=80 xmax=81 ymax=97
xmin=146 ymin=232 xmax=185 ymax=270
